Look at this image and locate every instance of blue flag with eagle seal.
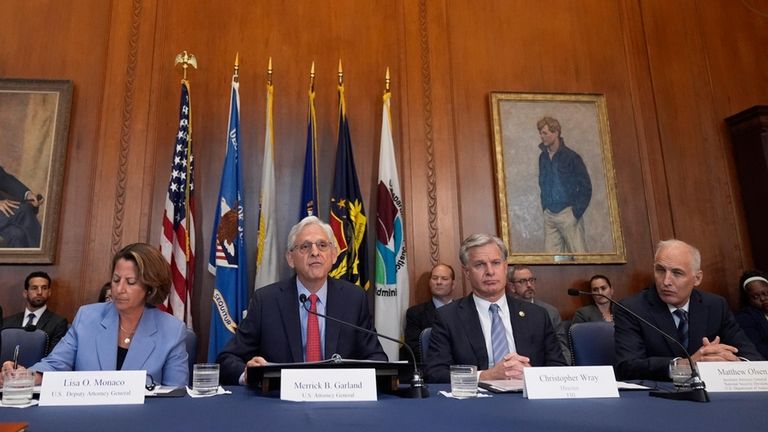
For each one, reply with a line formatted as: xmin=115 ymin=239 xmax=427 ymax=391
xmin=207 ymin=74 xmax=249 ymax=362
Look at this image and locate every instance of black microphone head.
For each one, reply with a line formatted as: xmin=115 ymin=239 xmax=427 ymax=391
xmin=299 ymin=294 xmax=307 ymax=303
xmin=567 ymin=288 xmax=581 ymax=296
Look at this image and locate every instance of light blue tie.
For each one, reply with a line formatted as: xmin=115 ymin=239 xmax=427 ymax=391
xmin=489 ymin=304 xmax=509 ymax=366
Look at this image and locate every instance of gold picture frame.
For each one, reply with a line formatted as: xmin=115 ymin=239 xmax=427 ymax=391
xmin=0 ymin=79 xmax=73 ymax=263
xmin=490 ymin=92 xmax=625 ymax=264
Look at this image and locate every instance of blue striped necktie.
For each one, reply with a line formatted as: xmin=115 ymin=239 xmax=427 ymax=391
xmin=489 ymin=304 xmax=509 ymax=366
xmin=673 ymin=309 xmax=689 ymax=349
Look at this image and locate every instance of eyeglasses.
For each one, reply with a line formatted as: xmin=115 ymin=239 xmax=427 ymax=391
xmin=513 ymin=278 xmax=537 ymax=285
xmin=291 ymin=240 xmax=331 ymax=254
xmin=748 ymin=291 xmax=768 ymax=302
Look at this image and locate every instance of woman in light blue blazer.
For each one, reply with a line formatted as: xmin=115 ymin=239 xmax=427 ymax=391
xmin=2 ymin=243 xmax=188 ymax=387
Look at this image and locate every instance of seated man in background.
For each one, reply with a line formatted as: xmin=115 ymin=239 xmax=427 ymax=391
xmin=571 ymin=274 xmax=615 ymax=324
xmin=425 ymin=234 xmax=565 ymax=383
xmin=507 ymin=265 xmax=571 ymax=364
xmin=3 ymin=271 xmax=68 ymax=355
xmin=403 ymin=263 xmax=456 ymax=363
xmin=217 ymin=216 xmax=387 ymax=385
xmin=735 ymin=270 xmax=768 ymax=359
xmin=615 ymin=239 xmax=763 ymax=381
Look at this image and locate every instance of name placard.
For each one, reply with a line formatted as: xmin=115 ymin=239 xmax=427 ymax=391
xmin=39 ymin=370 xmax=146 ymax=406
xmin=523 ymin=366 xmax=619 ymax=399
xmin=697 ymin=361 xmax=768 ymax=392
xmin=280 ymin=368 xmax=377 ymax=402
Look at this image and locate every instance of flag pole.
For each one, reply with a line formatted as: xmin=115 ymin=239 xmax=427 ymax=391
xmin=385 ymin=66 xmax=390 ymax=93
xmin=174 ymin=51 xmax=197 ymax=259
xmin=267 ymin=57 xmax=273 ymax=86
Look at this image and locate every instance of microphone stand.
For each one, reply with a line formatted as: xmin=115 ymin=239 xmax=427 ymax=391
xmin=299 ymin=294 xmax=429 ymax=398
xmin=568 ymin=289 xmax=709 ymax=402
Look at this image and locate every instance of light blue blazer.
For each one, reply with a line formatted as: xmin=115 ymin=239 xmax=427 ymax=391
xmin=32 ymin=303 xmax=188 ymax=386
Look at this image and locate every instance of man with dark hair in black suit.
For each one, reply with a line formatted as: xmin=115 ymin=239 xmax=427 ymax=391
xmin=3 ymin=271 xmax=68 ymax=355
xmin=615 ymin=239 xmax=763 ymax=381
xmin=216 ymin=216 xmax=387 ymax=385
xmin=425 ymin=234 xmax=565 ymax=383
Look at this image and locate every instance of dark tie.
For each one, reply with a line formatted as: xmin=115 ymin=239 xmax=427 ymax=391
xmin=489 ymin=304 xmax=509 ymax=366
xmin=673 ymin=309 xmax=689 ymax=349
xmin=25 ymin=313 xmax=36 ymax=328
xmin=306 ymin=294 xmax=322 ymax=362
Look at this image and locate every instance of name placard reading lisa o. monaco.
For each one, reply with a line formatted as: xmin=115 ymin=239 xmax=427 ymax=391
xmin=39 ymin=370 xmax=146 ymax=406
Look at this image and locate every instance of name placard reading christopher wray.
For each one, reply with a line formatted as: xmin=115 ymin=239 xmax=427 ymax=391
xmin=697 ymin=361 xmax=768 ymax=392
xmin=280 ymin=368 xmax=377 ymax=402
xmin=39 ymin=370 xmax=146 ymax=406
xmin=523 ymin=366 xmax=619 ymax=399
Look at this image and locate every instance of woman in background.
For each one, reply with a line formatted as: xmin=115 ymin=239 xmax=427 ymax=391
xmin=735 ymin=270 xmax=768 ymax=359
xmin=1 ymin=243 xmax=188 ymax=387
xmin=571 ymin=274 xmax=614 ymax=324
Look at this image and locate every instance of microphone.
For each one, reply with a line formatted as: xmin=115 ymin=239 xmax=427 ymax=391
xmin=567 ymin=288 xmax=709 ymax=402
xmin=299 ymin=293 xmax=429 ymax=398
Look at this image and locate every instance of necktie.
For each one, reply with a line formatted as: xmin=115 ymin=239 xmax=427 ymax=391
xmin=489 ymin=304 xmax=509 ymax=366
xmin=25 ymin=313 xmax=36 ymax=328
xmin=673 ymin=309 xmax=689 ymax=349
xmin=306 ymin=294 xmax=322 ymax=362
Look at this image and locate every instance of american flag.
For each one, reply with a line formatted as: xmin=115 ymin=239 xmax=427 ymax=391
xmin=160 ymin=80 xmax=195 ymax=327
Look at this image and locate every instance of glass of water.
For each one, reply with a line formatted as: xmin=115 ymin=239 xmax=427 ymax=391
xmin=450 ymin=364 xmax=478 ymax=398
xmin=2 ymin=368 xmax=35 ymax=406
xmin=192 ymin=363 xmax=220 ymax=395
xmin=669 ymin=357 xmax=692 ymax=391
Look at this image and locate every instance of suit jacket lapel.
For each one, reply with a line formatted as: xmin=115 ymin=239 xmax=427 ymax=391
xmin=646 ymin=288 xmax=682 ymax=354
xmin=459 ymin=295 xmax=488 ymax=368
xmin=324 ymin=279 xmax=341 ymax=359
xmin=278 ymin=277 xmax=303 ymax=362
xmin=687 ymin=290 xmax=706 ymax=350
xmin=123 ymin=308 xmax=157 ymax=370
xmin=96 ymin=306 xmax=119 ymax=370
xmin=36 ymin=310 xmax=52 ymax=331
xmin=507 ymin=295 xmax=530 ymax=354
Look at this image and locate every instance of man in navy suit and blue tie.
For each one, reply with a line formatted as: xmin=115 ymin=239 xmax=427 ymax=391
xmin=217 ymin=216 xmax=387 ymax=385
xmin=425 ymin=234 xmax=565 ymax=383
xmin=615 ymin=239 xmax=763 ymax=381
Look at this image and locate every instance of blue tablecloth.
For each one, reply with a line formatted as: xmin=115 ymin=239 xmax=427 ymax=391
xmin=0 ymin=385 xmax=765 ymax=431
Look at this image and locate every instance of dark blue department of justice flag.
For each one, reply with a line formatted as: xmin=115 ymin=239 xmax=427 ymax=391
xmin=298 ymin=89 xmax=318 ymax=219
xmin=207 ymin=75 xmax=249 ymax=362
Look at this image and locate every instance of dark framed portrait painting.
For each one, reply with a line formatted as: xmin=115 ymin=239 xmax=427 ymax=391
xmin=0 ymin=79 xmax=73 ymax=263
xmin=489 ymin=92 xmax=625 ymax=264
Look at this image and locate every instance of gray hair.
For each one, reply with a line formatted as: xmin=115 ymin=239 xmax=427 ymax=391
xmin=655 ymin=239 xmax=701 ymax=272
xmin=507 ymin=264 xmax=532 ymax=282
xmin=286 ymin=216 xmax=335 ymax=250
xmin=459 ymin=234 xmax=508 ymax=265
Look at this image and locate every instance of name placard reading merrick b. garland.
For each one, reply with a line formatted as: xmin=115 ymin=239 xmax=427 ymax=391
xmin=280 ymin=368 xmax=377 ymax=402
xmin=39 ymin=370 xmax=146 ymax=406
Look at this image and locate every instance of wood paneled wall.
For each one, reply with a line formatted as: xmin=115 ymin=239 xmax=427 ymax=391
xmin=2 ymin=0 xmax=767 ymax=359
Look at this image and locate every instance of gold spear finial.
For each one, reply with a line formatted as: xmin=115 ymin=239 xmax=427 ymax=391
xmin=338 ymin=59 xmax=344 ymax=85
xmin=267 ymin=57 xmax=273 ymax=86
xmin=310 ymin=61 xmax=316 ymax=91
xmin=233 ymin=52 xmax=240 ymax=80
xmin=385 ymin=67 xmax=390 ymax=92
xmin=174 ymin=51 xmax=198 ymax=81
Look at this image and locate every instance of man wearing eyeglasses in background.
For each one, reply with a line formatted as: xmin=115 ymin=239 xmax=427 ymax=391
xmin=217 ymin=216 xmax=387 ymax=385
xmin=507 ymin=265 xmax=571 ymax=364
xmin=3 ymin=271 xmax=68 ymax=355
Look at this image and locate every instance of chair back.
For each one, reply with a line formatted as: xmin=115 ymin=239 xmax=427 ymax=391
xmin=0 ymin=327 xmax=49 ymax=367
xmin=184 ymin=327 xmax=197 ymax=384
xmin=419 ymin=327 xmax=432 ymax=363
xmin=568 ymin=321 xmax=615 ymax=366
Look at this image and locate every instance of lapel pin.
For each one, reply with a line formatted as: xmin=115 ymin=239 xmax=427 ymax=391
xmin=519 ymin=311 xmax=525 ymax=317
